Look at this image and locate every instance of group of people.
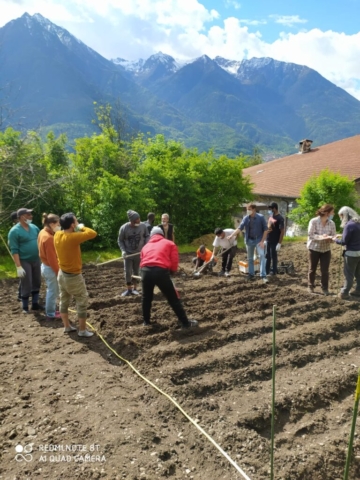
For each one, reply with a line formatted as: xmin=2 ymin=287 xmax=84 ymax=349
xmin=8 ymin=208 xmax=97 ymax=337
xmin=7 ymin=201 xmax=360 ymax=337
xmin=306 ymin=204 xmax=360 ymax=298
xmin=7 ymin=208 xmax=197 ymax=335
xmin=194 ymin=202 xmax=284 ymax=283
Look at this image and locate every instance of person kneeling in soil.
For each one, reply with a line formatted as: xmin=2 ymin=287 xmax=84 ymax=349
xmin=192 ymin=245 xmax=217 ymax=273
xmin=54 ymin=213 xmax=97 ymax=337
xmin=334 ymin=206 xmax=360 ymax=300
xmin=140 ymin=227 xmax=198 ymax=329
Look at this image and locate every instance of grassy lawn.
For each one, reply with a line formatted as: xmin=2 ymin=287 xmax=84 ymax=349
xmin=0 ymin=237 xmax=307 ymax=280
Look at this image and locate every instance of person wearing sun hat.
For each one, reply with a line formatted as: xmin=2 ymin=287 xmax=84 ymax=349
xmin=118 ymin=210 xmax=149 ymax=296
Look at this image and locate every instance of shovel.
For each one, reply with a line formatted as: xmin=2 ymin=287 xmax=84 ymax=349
xmin=193 ymin=260 xmax=211 ymax=277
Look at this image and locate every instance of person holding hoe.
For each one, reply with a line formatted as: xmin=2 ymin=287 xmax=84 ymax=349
xmin=140 ymin=227 xmax=198 ymax=329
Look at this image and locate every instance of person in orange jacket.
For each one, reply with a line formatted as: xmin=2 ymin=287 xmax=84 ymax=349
xmin=37 ymin=213 xmax=61 ymax=320
xmin=192 ymin=244 xmax=217 ymax=273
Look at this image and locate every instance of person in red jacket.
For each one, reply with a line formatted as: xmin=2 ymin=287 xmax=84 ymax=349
xmin=140 ymin=227 xmax=198 ymax=329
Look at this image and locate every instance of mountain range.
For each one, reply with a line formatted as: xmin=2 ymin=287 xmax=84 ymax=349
xmin=1 ymin=13 xmax=360 ymax=157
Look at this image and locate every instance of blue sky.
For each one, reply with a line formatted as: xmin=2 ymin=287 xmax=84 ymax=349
xmin=1 ymin=0 xmax=360 ymax=99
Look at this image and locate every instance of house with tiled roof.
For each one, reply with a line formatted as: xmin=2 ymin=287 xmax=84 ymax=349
xmin=241 ymin=135 xmax=360 ymax=233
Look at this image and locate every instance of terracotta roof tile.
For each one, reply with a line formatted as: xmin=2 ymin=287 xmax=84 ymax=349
xmin=243 ymin=135 xmax=360 ymax=198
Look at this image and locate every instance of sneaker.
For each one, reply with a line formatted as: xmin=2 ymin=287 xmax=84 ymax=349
xmin=121 ymin=289 xmax=133 ymax=297
xmin=78 ymin=330 xmax=94 ymax=337
xmin=308 ymin=286 xmax=315 ymax=294
xmin=46 ymin=312 xmax=62 ymax=320
xmin=64 ymin=325 xmax=77 ymax=333
xmin=31 ymin=303 xmax=45 ymax=311
xmin=350 ymin=291 xmax=360 ymax=298
xmin=218 ymin=271 xmax=225 ymax=277
xmin=224 ymin=272 xmax=230 ymax=277
xmin=338 ymin=292 xmax=350 ymax=300
xmin=143 ymin=321 xmax=151 ymax=326
xmin=22 ymin=309 xmax=31 ymax=314
xmin=261 ymin=277 xmax=269 ymax=284
xmin=245 ymin=275 xmax=255 ymax=282
xmin=131 ymin=289 xmax=140 ymax=295
xmin=322 ymin=289 xmax=330 ymax=296
xmin=182 ymin=319 xmax=199 ymax=329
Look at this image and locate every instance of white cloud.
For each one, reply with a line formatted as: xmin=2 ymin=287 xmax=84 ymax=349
xmin=239 ymin=18 xmax=267 ymax=26
xmin=270 ymin=14 xmax=308 ymax=27
xmin=1 ymin=1 xmax=360 ymax=100
xmin=224 ymin=0 xmax=241 ymax=10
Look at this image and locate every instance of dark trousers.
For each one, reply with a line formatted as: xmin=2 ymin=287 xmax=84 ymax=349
xmin=141 ymin=267 xmax=189 ymax=325
xmin=20 ymin=258 xmax=41 ymax=310
xmin=221 ymin=246 xmax=237 ymax=273
xmin=266 ymin=242 xmax=278 ymax=274
xmin=308 ymin=249 xmax=331 ymax=290
xmin=342 ymin=255 xmax=360 ymax=294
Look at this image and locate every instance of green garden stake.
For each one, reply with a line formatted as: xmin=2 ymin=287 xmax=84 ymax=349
xmin=270 ymin=305 xmax=277 ymax=480
xmin=343 ymin=369 xmax=360 ymax=480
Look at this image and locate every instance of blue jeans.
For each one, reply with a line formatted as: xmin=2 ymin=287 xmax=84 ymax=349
xmin=246 ymin=239 xmax=266 ymax=278
xmin=41 ymin=264 xmax=59 ymax=317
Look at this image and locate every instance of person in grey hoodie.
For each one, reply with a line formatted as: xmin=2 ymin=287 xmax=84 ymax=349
xmin=118 ymin=210 xmax=149 ymax=296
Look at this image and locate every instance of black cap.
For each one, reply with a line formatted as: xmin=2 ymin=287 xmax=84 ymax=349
xmin=268 ymin=202 xmax=278 ymax=210
xmin=17 ymin=208 xmax=33 ymax=217
xmin=10 ymin=211 xmax=18 ymax=221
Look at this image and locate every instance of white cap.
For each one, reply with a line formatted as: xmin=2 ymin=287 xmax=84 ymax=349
xmin=150 ymin=226 xmax=164 ymax=237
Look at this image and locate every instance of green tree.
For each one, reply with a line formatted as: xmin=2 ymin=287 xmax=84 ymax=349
xmin=289 ymin=169 xmax=359 ymax=229
xmin=131 ymin=135 xmax=253 ymax=243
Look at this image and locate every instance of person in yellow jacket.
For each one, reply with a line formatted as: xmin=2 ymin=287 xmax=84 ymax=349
xmin=54 ymin=213 xmax=97 ymax=337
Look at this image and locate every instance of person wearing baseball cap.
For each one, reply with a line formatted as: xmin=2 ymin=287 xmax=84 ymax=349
xmin=117 ymin=210 xmax=149 ymax=296
xmin=140 ymin=227 xmax=198 ymax=329
xmin=266 ymin=202 xmax=285 ymax=276
xmin=8 ymin=208 xmax=43 ymax=313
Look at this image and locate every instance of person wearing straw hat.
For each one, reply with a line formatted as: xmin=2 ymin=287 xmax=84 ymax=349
xmin=140 ymin=226 xmax=198 ymax=328
xmin=54 ymin=213 xmax=97 ymax=337
xmin=118 ymin=210 xmax=149 ymax=296
xmin=8 ymin=208 xmax=43 ymax=313
xmin=334 ymin=206 xmax=360 ymax=300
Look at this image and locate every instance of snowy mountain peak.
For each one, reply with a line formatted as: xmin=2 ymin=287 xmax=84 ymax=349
xmin=214 ymin=56 xmax=242 ymax=75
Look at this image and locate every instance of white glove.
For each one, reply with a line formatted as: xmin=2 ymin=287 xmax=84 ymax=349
xmin=16 ymin=266 xmax=26 ymax=278
xmin=276 ymin=243 xmax=281 ymax=252
xmin=122 ymin=252 xmax=127 ymax=258
xmin=75 ymin=223 xmax=84 ymax=232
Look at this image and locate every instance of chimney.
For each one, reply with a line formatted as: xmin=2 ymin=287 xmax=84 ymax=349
xmin=299 ymin=139 xmax=313 ymax=154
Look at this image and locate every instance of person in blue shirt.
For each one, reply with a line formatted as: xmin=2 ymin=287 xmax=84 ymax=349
xmin=228 ymin=203 xmax=269 ymax=282
xmin=8 ymin=208 xmax=43 ymax=313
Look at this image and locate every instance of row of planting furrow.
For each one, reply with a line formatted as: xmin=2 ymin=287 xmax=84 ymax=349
xmin=125 ymin=300 xmax=359 ymax=365
xmin=167 ymin=337 xmax=360 ymax=403
xmin=166 ymin=323 xmax=360 ymax=387
xmin=236 ymin=370 xmax=358 ymax=438
xmin=158 ymin=310 xmax=360 ymax=397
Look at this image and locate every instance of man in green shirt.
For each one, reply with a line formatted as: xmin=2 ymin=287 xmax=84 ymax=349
xmin=8 ymin=208 xmax=42 ymax=313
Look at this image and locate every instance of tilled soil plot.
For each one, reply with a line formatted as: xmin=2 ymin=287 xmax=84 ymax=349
xmin=1 ymin=242 xmax=360 ymax=480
